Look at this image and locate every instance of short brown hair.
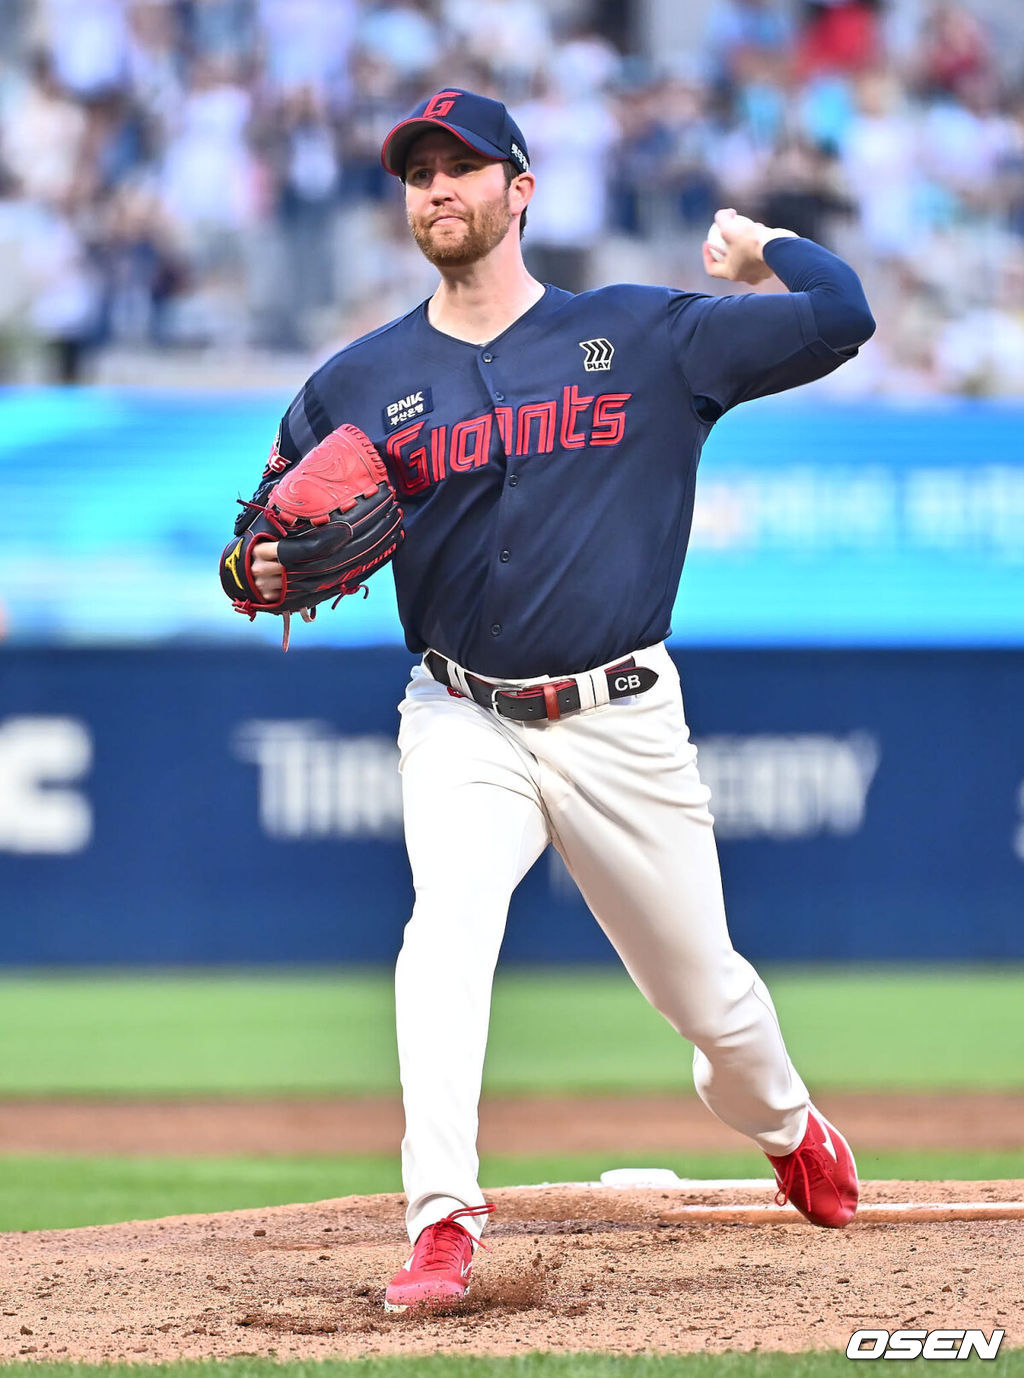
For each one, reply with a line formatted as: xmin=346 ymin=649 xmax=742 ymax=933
xmin=503 ymin=161 xmax=527 ymax=240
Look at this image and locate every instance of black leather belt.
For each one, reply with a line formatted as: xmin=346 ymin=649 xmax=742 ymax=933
xmin=424 ymin=650 xmax=658 ymax=722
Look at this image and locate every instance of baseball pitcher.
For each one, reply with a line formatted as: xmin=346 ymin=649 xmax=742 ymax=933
xmin=224 ymin=87 xmax=875 ymax=1311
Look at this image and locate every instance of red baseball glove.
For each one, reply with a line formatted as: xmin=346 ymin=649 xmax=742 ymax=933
xmin=220 ymin=424 xmax=403 ymax=649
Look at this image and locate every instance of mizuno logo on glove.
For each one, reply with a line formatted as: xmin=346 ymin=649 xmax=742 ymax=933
xmin=224 ymin=539 xmax=244 ymax=590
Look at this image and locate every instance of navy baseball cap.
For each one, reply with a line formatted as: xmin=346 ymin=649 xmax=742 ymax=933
xmin=381 ymin=88 xmax=530 ymax=179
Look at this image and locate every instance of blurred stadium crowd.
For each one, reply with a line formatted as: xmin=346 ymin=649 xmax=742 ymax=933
xmin=1 ymin=0 xmax=1024 ymax=393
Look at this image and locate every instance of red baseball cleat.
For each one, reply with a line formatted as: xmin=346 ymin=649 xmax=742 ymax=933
xmin=766 ymin=1107 xmax=859 ymax=1228
xmin=384 ymin=1204 xmax=494 ymax=1312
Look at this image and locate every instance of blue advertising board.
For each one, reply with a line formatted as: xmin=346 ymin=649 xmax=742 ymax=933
xmin=1 ymin=647 xmax=1021 ymax=964
xmin=2 ymin=390 xmax=1023 ymax=647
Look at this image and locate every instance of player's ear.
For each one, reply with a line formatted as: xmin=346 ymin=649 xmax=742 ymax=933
xmin=509 ymin=171 xmax=535 ymax=216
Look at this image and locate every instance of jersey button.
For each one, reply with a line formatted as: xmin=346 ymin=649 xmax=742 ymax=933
xmin=490 ymin=623 xmax=502 ymax=636
xmin=500 ymin=549 xmax=510 ymax=562
xmin=494 ymin=391 xmax=505 ymax=401
xmin=482 ymin=351 xmax=494 ymax=363
xmin=508 ymin=474 xmax=519 ymax=487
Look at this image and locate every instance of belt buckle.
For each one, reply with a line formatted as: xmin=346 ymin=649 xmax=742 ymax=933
xmin=490 ymin=683 xmax=519 ymax=713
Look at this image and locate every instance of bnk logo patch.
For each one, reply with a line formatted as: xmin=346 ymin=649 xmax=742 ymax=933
xmin=383 ymin=387 xmax=434 ymax=430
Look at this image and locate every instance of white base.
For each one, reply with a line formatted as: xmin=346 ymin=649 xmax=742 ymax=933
xmin=507 ymin=1172 xmax=776 ymax=1191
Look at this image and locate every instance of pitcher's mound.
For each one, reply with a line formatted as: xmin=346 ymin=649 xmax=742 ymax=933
xmin=1 ymin=1179 xmax=1020 ymax=1363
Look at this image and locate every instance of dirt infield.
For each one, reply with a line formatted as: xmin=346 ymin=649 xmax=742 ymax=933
xmin=0 ymin=1093 xmax=1022 ymax=1361
xmin=1 ymin=1090 xmax=1023 ymax=1156
xmin=1 ymin=1180 xmax=1021 ymax=1363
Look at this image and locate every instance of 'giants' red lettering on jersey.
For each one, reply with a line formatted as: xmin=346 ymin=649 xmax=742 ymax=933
xmin=386 ymin=390 xmax=632 ymax=496
xmin=268 ymin=273 xmax=864 ymax=675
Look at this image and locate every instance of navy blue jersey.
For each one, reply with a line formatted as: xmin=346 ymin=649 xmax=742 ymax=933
xmin=256 ymin=238 xmax=871 ymax=678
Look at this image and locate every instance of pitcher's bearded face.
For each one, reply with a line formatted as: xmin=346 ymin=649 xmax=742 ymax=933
xmin=404 ymin=133 xmax=514 ymax=267
xmin=407 ymin=192 xmax=512 ymax=267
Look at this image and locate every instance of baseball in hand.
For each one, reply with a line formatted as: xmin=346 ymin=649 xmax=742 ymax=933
xmin=706 ymin=222 xmax=728 ymax=262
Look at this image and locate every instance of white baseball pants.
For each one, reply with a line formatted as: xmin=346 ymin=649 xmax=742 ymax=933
xmin=394 ymin=641 xmax=810 ymax=1245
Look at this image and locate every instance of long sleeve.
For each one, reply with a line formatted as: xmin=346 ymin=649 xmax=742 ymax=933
xmin=762 ymin=236 xmax=875 ymax=354
xmin=667 ymin=236 xmax=875 ymax=420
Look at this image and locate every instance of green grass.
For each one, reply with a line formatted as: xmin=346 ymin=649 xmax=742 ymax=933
xmin=0 ymin=1351 xmax=1021 ymax=1376
xmin=0 ymin=973 xmax=400 ymax=1097
xmin=0 ymin=967 xmax=1021 ymax=1098
xmin=1 ymin=971 xmax=1019 ymax=1372
xmin=0 ymin=1154 xmax=398 ymax=1233
xmin=490 ymin=967 xmax=1024 ymax=1093
xmin=2 ymin=1148 xmax=1020 ymax=1234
